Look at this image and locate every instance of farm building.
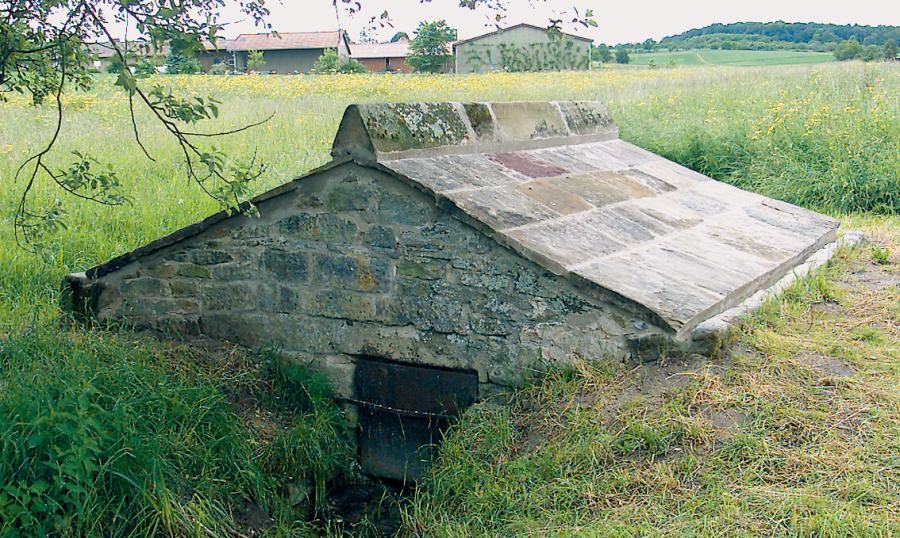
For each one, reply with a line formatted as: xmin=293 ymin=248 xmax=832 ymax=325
xmin=230 ymin=30 xmax=351 ymax=73
xmin=64 ymin=101 xmax=839 ymax=480
xmin=454 ymin=23 xmax=593 ymax=73
xmin=350 ymin=40 xmax=413 ymax=73
xmin=84 ymin=40 xmax=166 ymax=71
xmin=85 ymin=40 xmax=122 ymax=71
xmin=196 ymin=38 xmax=235 ymax=72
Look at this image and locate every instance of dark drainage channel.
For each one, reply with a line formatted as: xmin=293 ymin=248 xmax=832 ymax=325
xmin=319 ymin=356 xmax=480 ymax=535
xmin=316 ymin=476 xmax=410 ymax=536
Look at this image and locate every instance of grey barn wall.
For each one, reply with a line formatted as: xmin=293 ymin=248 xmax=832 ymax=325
xmin=234 ymin=48 xmax=326 ymax=73
xmin=455 ymin=25 xmax=591 ymax=74
xmin=75 ymin=162 xmax=667 ymax=396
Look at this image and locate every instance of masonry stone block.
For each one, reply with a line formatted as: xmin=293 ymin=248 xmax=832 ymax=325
xmin=200 ymin=312 xmax=269 ymax=347
xmin=123 ymin=297 xmax=196 ymax=319
xmin=278 ymin=213 xmax=358 ymax=243
xmin=170 ymin=279 xmax=200 ymax=298
xmin=144 ymin=262 xmax=179 ymax=279
xmin=121 ymin=277 xmax=169 ymax=297
xmin=191 ymin=250 xmax=234 ymax=266
xmin=209 ymin=262 xmax=260 ymax=281
xmin=157 ymin=315 xmax=201 ymax=336
xmin=278 ymin=316 xmax=345 ymax=354
xmin=325 ymin=175 xmax=374 ymax=212
xmin=315 ymin=253 xmax=392 ymax=292
xmin=396 ymin=258 xmax=445 ymax=280
xmin=202 ymin=282 xmax=259 ymax=312
xmin=374 ymin=190 xmax=435 ymax=226
xmin=262 ymin=249 xmax=308 ymax=281
xmin=363 ymin=225 xmax=398 ymax=251
xmin=176 ymin=264 xmax=212 ymax=279
xmin=312 ymin=289 xmax=379 ymax=321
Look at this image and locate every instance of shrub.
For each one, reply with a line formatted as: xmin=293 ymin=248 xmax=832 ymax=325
xmin=339 ymin=58 xmax=367 ymax=74
xmin=164 ymin=50 xmax=200 ymax=74
xmin=593 ymin=43 xmax=613 ymax=63
xmin=312 ymin=48 xmax=340 ymax=73
xmin=861 ymin=45 xmax=881 ymax=62
xmin=105 ymin=58 xmax=124 ymax=74
xmin=408 ymin=20 xmax=457 ymax=73
xmin=247 ymin=50 xmax=266 ymax=72
xmin=132 ymin=59 xmax=157 ymax=77
xmin=871 ymin=246 xmax=890 ymax=265
xmin=834 ymin=38 xmax=864 ymax=60
xmin=209 ymin=62 xmax=228 ymax=75
xmin=313 ymin=49 xmax=367 ymax=74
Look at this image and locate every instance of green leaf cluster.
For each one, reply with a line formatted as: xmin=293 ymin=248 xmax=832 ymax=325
xmin=408 ymin=20 xmax=457 ymax=73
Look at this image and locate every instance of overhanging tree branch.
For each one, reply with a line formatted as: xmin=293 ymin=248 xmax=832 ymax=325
xmin=2 ymin=0 xmax=594 ymax=252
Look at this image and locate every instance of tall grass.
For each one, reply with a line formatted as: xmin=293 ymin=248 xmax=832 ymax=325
xmin=0 ymin=332 xmax=350 ymax=535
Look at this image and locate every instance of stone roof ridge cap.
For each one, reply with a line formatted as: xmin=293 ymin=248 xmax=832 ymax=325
xmin=330 ymin=101 xmax=619 ymax=161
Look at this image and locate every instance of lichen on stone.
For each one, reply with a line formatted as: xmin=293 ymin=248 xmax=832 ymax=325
xmin=360 ymin=102 xmax=469 ymax=153
xmin=463 ymin=103 xmax=495 ymax=138
xmin=557 ymin=102 xmax=614 ymax=136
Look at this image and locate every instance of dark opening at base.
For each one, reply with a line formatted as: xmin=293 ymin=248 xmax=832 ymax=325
xmin=351 ymin=356 xmax=479 ymax=481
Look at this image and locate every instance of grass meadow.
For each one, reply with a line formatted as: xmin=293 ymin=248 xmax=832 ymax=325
xmin=628 ymin=49 xmax=835 ymax=67
xmin=0 ymin=62 xmax=898 ymax=535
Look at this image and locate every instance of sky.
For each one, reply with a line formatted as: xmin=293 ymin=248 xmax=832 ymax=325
xmin=113 ymin=0 xmax=900 ymax=44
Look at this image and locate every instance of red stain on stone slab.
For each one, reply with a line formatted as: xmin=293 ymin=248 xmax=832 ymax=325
xmin=487 ymin=152 xmax=569 ymax=179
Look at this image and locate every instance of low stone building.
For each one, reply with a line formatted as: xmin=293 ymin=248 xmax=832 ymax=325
xmin=64 ymin=101 xmax=838 ymax=479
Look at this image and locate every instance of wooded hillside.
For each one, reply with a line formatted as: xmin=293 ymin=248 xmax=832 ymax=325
xmin=655 ymin=22 xmax=899 ymax=51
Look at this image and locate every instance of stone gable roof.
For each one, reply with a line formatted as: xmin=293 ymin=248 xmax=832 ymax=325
xmin=75 ymin=101 xmax=838 ymax=338
xmin=331 ymin=101 xmax=838 ymax=335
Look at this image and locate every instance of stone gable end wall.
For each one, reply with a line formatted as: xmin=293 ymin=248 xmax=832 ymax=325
xmin=85 ymin=163 xmax=666 ymax=394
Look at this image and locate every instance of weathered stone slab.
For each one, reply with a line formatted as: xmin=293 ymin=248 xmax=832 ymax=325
xmin=505 ymin=215 xmax=627 ymax=268
xmin=376 ymin=105 xmax=839 ymax=334
xmin=487 ymin=152 xmax=569 ymax=179
xmin=514 ymin=179 xmax=594 ymax=215
xmin=490 ymin=102 xmax=570 ymax=140
xmin=450 ymin=186 xmax=561 ymax=230
xmin=593 ymin=139 xmax=659 ymax=168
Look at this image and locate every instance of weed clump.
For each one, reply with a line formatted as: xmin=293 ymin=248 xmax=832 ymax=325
xmin=0 ymin=332 xmax=351 ymax=536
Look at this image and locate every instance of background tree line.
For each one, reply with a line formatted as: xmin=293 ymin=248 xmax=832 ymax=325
xmin=605 ymin=22 xmax=899 ymax=54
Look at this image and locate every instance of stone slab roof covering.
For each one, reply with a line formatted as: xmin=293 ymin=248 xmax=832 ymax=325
xmin=351 ymin=41 xmax=410 ymax=59
xmin=231 ymin=31 xmax=343 ymax=51
xmin=331 ymin=101 xmax=839 ymax=336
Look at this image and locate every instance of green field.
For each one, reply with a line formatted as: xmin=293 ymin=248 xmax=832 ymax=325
xmin=629 ymin=49 xmax=835 ymax=67
xmin=0 ymin=63 xmax=898 ymax=535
